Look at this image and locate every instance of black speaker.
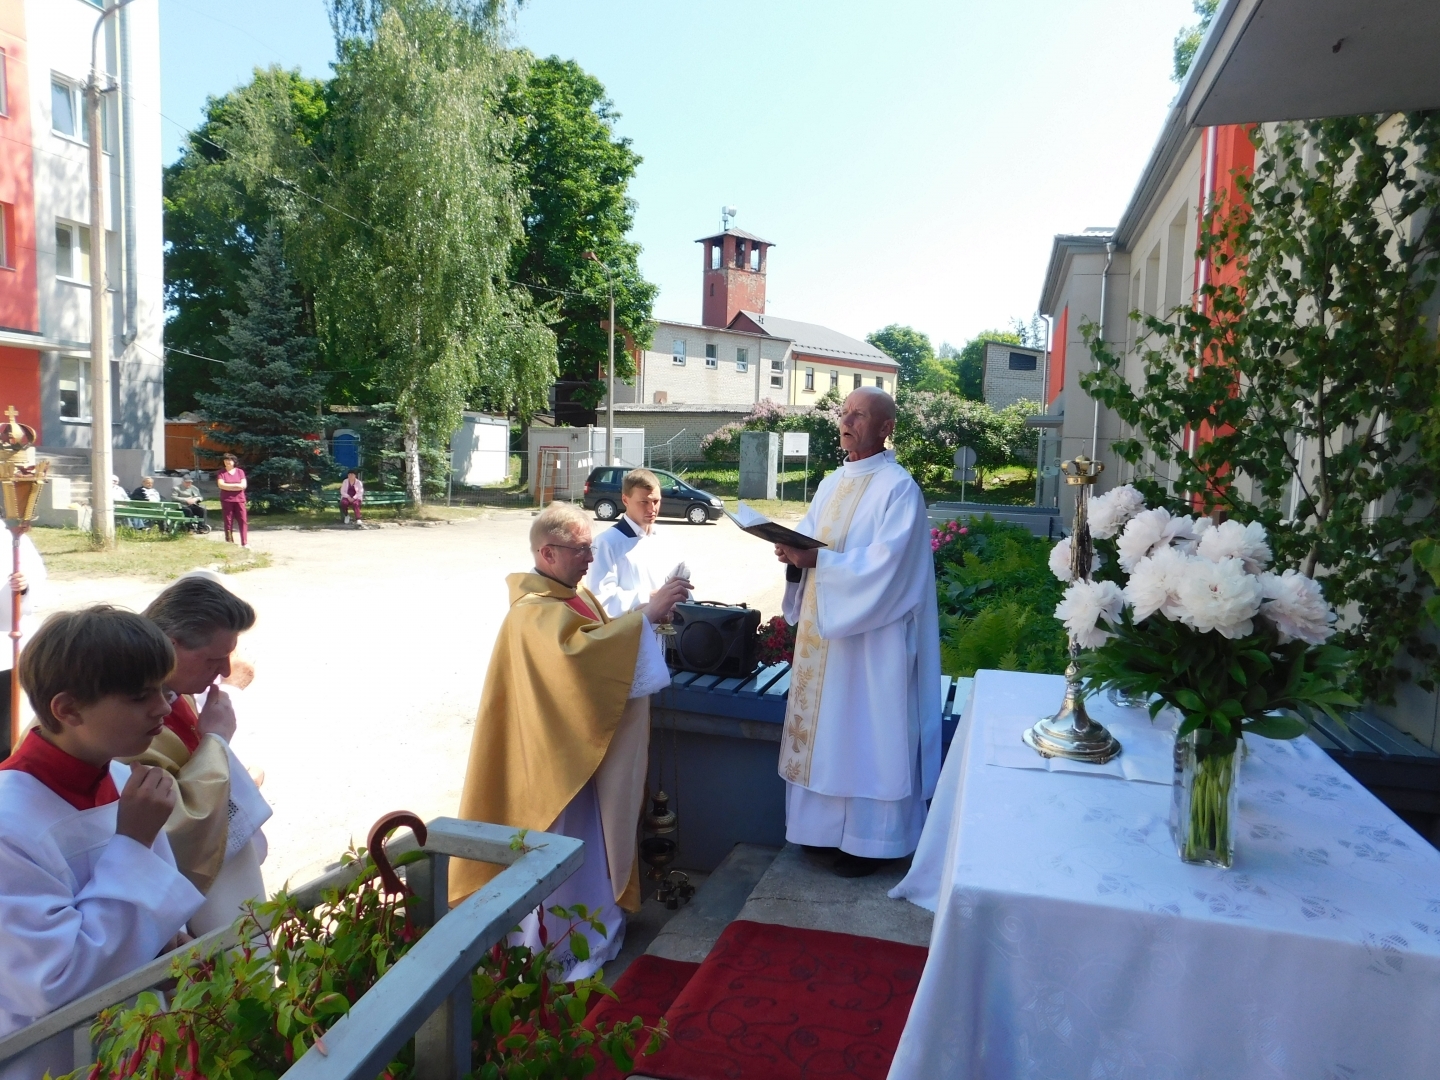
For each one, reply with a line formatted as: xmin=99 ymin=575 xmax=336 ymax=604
xmin=666 ymin=601 xmax=761 ymax=678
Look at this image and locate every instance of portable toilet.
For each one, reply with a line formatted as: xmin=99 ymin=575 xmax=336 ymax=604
xmin=332 ymin=429 xmax=361 ymax=471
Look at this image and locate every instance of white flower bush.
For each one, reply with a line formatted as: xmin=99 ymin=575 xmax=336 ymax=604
xmin=1050 ymin=491 xmax=1336 ymax=647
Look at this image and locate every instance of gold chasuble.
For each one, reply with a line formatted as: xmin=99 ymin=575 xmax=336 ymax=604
xmin=125 ymin=695 xmax=232 ymax=894
xmin=452 ymin=573 xmax=648 ymax=909
xmin=780 ymin=472 xmax=875 ymax=786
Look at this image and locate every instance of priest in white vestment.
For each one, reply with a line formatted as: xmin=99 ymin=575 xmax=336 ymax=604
xmin=774 ymin=387 xmax=942 ymax=877
xmin=584 ymin=469 xmax=677 ymax=618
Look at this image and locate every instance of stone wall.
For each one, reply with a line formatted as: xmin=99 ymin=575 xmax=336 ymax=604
xmin=982 ymin=342 xmax=1045 ymax=409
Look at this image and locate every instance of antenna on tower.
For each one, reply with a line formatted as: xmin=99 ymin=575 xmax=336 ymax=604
xmin=721 ymin=205 xmax=738 ymax=232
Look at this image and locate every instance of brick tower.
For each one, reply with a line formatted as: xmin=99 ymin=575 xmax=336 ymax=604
xmin=697 ymin=227 xmax=774 ymax=328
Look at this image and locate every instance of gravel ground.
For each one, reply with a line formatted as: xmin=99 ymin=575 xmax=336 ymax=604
xmin=35 ymin=509 xmax=790 ymax=893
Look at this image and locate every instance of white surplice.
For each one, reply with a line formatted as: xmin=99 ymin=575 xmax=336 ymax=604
xmin=584 ymin=516 xmax=675 ymax=618
xmin=780 ymin=450 xmax=941 ymax=859
xmin=509 ymin=615 xmax=671 ymax=980
xmin=0 ymin=762 xmax=204 ymax=1080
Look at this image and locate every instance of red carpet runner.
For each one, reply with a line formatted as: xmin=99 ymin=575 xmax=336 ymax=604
xmin=585 ymin=955 xmax=702 ymax=1080
xmin=631 ymin=920 xmax=927 ymax=1080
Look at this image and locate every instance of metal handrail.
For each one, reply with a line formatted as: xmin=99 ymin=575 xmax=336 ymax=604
xmin=0 ymin=818 xmax=583 ymax=1080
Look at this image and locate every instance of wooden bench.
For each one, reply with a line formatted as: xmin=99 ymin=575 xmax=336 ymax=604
xmin=114 ymin=499 xmax=191 ymax=532
xmin=322 ymin=490 xmax=410 ymax=515
xmin=1307 ymin=709 xmax=1440 ymax=839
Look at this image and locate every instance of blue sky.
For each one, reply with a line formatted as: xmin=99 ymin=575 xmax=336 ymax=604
xmin=158 ymin=0 xmax=1196 ymax=348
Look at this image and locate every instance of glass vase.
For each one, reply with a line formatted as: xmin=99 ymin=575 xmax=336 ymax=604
xmin=1170 ymin=729 xmax=1242 ymax=868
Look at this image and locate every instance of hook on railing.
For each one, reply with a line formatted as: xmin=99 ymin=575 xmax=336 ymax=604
xmin=366 ymin=811 xmax=428 ymax=895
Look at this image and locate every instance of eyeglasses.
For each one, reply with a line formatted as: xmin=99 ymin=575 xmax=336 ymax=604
xmin=546 ymin=543 xmax=594 ymax=556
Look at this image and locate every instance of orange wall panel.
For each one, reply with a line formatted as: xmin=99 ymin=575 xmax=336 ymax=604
xmin=1048 ymin=305 xmax=1068 ymax=405
xmin=0 ymin=2 xmax=38 ymax=333
xmin=0 ymin=347 xmax=41 ymax=442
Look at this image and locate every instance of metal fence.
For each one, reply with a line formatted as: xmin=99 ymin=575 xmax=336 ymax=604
xmin=0 ymin=818 xmax=582 ymax=1080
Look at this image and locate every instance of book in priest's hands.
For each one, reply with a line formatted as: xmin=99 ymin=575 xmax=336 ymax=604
xmin=723 ymin=501 xmax=827 ymax=550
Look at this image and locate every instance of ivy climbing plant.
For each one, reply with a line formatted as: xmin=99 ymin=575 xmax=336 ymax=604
xmin=1082 ymin=114 xmax=1440 ymax=701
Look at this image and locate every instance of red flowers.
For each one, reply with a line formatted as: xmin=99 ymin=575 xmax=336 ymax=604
xmin=756 ymin=615 xmax=796 ymax=665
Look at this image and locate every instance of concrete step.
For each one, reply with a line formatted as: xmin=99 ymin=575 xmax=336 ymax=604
xmin=642 ymin=843 xmax=781 ymax=965
xmin=37 ymin=450 xmax=91 ymax=479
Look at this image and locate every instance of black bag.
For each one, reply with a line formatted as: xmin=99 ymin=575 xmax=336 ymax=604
xmin=665 ymin=601 xmax=761 ymax=678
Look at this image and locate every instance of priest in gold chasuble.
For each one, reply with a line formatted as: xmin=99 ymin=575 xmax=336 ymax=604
xmin=453 ymin=501 xmax=687 ymax=979
xmin=774 ymin=388 xmax=942 ymax=878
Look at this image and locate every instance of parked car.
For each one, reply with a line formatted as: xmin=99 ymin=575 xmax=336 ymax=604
xmin=582 ymin=467 xmax=725 ymax=525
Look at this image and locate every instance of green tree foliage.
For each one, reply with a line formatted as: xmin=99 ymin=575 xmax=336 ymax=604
xmin=954 ymin=328 xmax=1020 ymax=401
xmin=502 ymin=54 xmax=657 ymax=417
xmin=162 ymin=70 xmax=327 ymax=413
xmin=242 ymin=0 xmax=559 ymax=504
xmin=892 ymin=390 xmax=1040 ymax=488
xmin=196 ymin=228 xmax=329 ymax=509
xmin=1172 ymin=0 xmax=1219 ymax=83
xmin=700 ymin=391 xmax=843 ymax=467
xmin=866 ymin=324 xmax=934 ymax=385
xmin=1083 ymin=115 xmax=1440 ymax=700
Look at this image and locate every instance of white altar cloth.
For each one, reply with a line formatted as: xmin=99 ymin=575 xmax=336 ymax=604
xmin=888 ymin=669 xmax=1440 ymax=1080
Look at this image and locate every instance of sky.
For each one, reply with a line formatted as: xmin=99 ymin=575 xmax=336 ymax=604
xmin=158 ymin=0 xmax=1198 ymax=349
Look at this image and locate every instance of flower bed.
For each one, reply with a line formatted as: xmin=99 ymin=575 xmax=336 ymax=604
xmin=931 ymin=514 xmax=1067 ymax=678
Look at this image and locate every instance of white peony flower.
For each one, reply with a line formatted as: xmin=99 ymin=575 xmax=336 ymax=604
xmin=1054 ymin=579 xmax=1125 ymax=649
xmin=1123 ymin=546 xmax=1193 ymax=623
xmin=1196 ymin=519 xmax=1272 ymax=574
xmin=1174 ymin=556 xmax=1263 ymax=639
xmin=1048 ymin=537 xmax=1098 ymax=582
xmin=1088 ymin=484 xmax=1147 ymax=540
xmin=1116 ymin=508 xmax=1199 ymax=571
xmin=1184 ymin=515 xmax=1212 ymax=553
xmin=1258 ymin=569 xmax=1334 ymax=644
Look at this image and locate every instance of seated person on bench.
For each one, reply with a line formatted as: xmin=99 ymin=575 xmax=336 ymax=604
xmin=130 ymin=477 xmax=162 ymax=503
xmin=173 ymin=474 xmax=208 ymax=524
xmin=339 ymin=470 xmax=364 ymax=525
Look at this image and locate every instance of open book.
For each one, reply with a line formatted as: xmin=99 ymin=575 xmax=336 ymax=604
xmin=724 ymin=501 xmax=828 ymax=550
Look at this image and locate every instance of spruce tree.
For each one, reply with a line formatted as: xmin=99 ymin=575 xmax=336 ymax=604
xmin=197 ymin=227 xmax=328 ymax=509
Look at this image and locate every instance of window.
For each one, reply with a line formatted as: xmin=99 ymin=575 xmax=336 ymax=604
xmin=875 ymin=376 xmax=884 ymax=389
xmin=705 ymin=343 xmax=718 ymax=369
xmin=735 ymin=347 xmax=748 ymax=372
xmin=830 ymin=369 xmax=838 ymax=390
xmin=804 ymin=367 xmax=815 ymax=392
xmin=853 ymin=373 xmax=862 ymax=390
xmin=59 ymin=357 xmax=89 ymax=419
xmin=51 ymin=79 xmax=89 ymax=143
xmin=55 ymin=222 xmax=91 ymax=281
xmin=769 ymin=359 xmax=783 ymax=390
xmin=671 ymin=338 xmax=686 ymax=366
xmin=1 ymin=50 xmax=9 ymax=117
xmin=734 ymin=238 xmax=746 ymax=268
xmin=710 ymin=242 xmax=721 ymax=270
xmin=749 ymin=245 xmax=761 ymax=271
xmin=0 ymin=204 xmax=10 ymax=269
xmin=1008 ymin=352 xmax=1037 ymax=371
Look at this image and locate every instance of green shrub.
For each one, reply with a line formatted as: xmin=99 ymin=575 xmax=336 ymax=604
xmin=932 ymin=514 xmax=1066 ymax=677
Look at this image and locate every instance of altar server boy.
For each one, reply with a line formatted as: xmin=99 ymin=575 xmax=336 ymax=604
xmin=0 ymin=607 xmax=204 ymax=1080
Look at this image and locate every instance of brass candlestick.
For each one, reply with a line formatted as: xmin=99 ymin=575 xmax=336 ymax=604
xmin=1023 ymin=455 xmax=1122 ymax=764
xmin=0 ymin=407 xmax=48 ymax=753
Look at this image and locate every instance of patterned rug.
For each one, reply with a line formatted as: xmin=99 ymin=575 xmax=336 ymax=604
xmin=585 ymin=954 xmax=702 ymax=1080
xmin=634 ymin=920 xmax=927 ymax=1080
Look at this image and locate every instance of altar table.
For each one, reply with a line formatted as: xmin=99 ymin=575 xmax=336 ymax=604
xmin=887 ymin=669 xmax=1440 ymax=1080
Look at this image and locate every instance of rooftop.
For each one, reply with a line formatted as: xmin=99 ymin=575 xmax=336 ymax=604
xmin=694 ymin=227 xmax=775 ymax=246
xmin=735 ymin=311 xmax=898 ymax=367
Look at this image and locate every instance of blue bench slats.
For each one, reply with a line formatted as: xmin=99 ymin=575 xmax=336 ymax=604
xmin=737 ymin=664 xmax=789 ymax=697
xmin=1346 ymin=712 xmax=1440 ymax=759
xmin=764 ymin=670 xmax=792 ymax=698
xmin=1309 ymin=713 xmax=1371 ymax=754
xmin=713 ymin=676 xmax=746 ymax=693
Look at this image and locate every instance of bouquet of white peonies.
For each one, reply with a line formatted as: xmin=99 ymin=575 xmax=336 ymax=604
xmin=1049 ymin=485 xmax=1356 ymax=866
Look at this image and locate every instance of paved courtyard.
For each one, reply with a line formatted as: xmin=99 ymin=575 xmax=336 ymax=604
xmin=36 ymin=510 xmax=789 ymax=893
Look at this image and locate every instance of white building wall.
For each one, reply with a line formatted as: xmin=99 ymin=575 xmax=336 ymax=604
xmin=27 ymin=0 xmax=164 ymax=471
xmin=635 ymin=322 xmax=791 ymax=406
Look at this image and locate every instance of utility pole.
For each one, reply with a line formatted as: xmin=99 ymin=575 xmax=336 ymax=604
xmin=86 ymin=0 xmax=138 ymax=546
xmin=584 ymin=252 xmax=616 ymax=465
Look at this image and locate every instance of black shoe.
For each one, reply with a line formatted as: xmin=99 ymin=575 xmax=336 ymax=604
xmin=832 ymin=853 xmax=886 ymax=878
xmin=802 ymin=845 xmax=840 ymax=858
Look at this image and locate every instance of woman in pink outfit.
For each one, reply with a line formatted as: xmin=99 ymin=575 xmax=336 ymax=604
xmin=338 ymin=470 xmax=364 ymax=525
xmin=217 ymin=453 xmax=249 ymax=546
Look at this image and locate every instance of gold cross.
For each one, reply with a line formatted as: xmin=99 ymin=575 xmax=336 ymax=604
xmin=3 ymin=406 xmax=17 ymax=425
